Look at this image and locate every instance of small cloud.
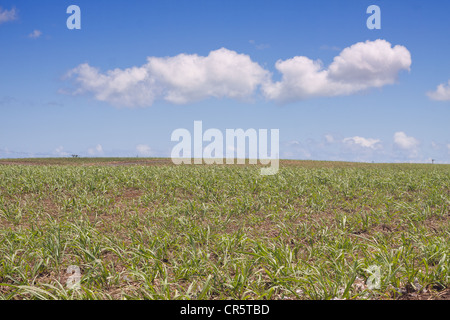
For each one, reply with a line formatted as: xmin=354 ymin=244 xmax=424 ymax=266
xmin=393 ymin=132 xmax=420 ymax=158
xmin=28 ymin=29 xmax=42 ymax=39
xmin=427 ymin=80 xmax=450 ymax=101
xmin=54 ymin=146 xmax=69 ymax=157
xmin=343 ymin=136 xmax=382 ymax=149
xmin=393 ymin=132 xmax=419 ymax=150
xmin=447 ymin=144 xmax=450 ymax=154
xmin=286 ymin=140 xmax=301 ymax=146
xmin=324 ymin=134 xmax=334 ymax=143
xmin=282 ymin=140 xmax=311 ymax=159
xmin=136 ymin=144 xmax=151 ymax=156
xmin=0 ymin=7 xmax=17 ymax=24
xmin=249 ymin=39 xmax=270 ymax=50
xmin=87 ymin=144 xmax=104 ymax=156
xmin=0 ymin=147 xmax=11 ymax=155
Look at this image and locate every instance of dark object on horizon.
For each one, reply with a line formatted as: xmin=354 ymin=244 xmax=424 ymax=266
xmin=71 ymin=154 xmax=79 ymax=158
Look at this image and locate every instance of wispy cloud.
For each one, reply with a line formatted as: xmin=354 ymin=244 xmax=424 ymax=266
xmin=249 ymin=39 xmax=270 ymax=50
xmin=87 ymin=144 xmax=104 ymax=156
xmin=343 ymin=136 xmax=382 ymax=150
xmin=324 ymin=134 xmax=335 ymax=144
xmin=54 ymin=146 xmax=70 ymax=157
xmin=281 ymin=132 xmax=445 ymax=163
xmin=0 ymin=7 xmax=17 ymax=24
xmin=28 ymin=29 xmax=42 ymax=39
xmin=282 ymin=140 xmax=312 ymax=159
xmin=136 ymin=144 xmax=152 ymax=156
xmin=427 ymin=80 xmax=450 ymax=101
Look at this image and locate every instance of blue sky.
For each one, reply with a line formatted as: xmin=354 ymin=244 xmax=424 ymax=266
xmin=1 ymin=0 xmax=449 ymax=163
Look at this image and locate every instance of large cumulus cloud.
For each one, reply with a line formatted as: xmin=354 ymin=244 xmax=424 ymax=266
xmin=64 ymin=40 xmax=412 ymax=107
xmin=262 ymin=39 xmax=412 ymax=103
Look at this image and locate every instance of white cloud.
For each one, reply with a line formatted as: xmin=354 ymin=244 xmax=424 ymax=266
xmin=0 ymin=7 xmax=17 ymax=24
xmin=28 ymin=29 xmax=42 ymax=39
xmin=88 ymin=144 xmax=104 ymax=156
xmin=324 ymin=134 xmax=334 ymax=143
xmin=54 ymin=146 xmax=69 ymax=157
xmin=282 ymin=140 xmax=312 ymax=159
xmin=287 ymin=140 xmax=301 ymax=146
xmin=393 ymin=132 xmax=419 ymax=150
xmin=262 ymin=39 xmax=411 ymax=103
xmin=66 ymin=48 xmax=269 ymax=107
xmin=278 ymin=134 xmax=450 ymax=163
xmin=66 ymin=63 xmax=156 ymax=107
xmin=64 ymin=40 xmax=411 ymax=107
xmin=136 ymin=144 xmax=151 ymax=156
xmin=249 ymin=39 xmax=270 ymax=50
xmin=343 ymin=136 xmax=382 ymax=149
xmin=427 ymin=80 xmax=450 ymax=101
xmin=393 ymin=132 xmax=420 ymax=159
